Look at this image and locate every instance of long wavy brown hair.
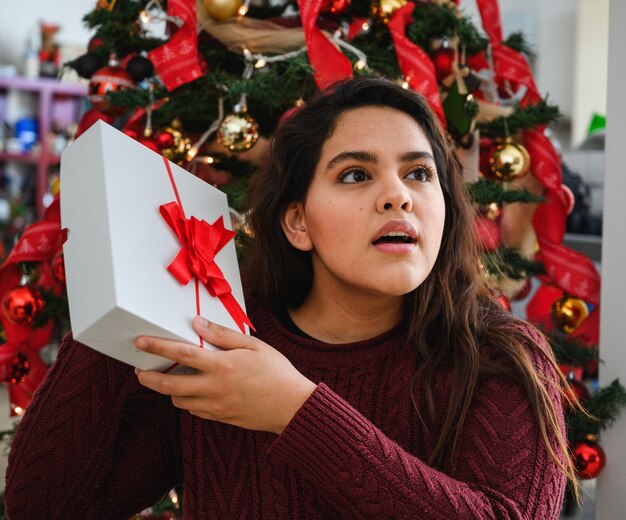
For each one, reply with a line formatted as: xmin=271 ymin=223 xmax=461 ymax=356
xmin=242 ymin=75 xmax=580 ymax=498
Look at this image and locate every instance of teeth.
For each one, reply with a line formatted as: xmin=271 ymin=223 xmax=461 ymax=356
xmin=383 ymin=232 xmax=409 ymax=237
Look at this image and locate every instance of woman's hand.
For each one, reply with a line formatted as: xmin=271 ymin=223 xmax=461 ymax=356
xmin=135 ymin=316 xmax=317 ymax=435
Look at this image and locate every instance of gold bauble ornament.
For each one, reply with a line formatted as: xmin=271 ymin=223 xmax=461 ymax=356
xmin=488 ymin=138 xmax=531 ymax=181
xmin=551 ymin=296 xmax=589 ymax=334
xmin=159 ymin=119 xmax=191 ymax=165
xmin=371 ymin=0 xmax=407 ymax=23
xmin=217 ymin=113 xmax=260 ymax=152
xmin=203 ymin=0 xmax=242 ymax=21
xmin=481 ymin=202 xmax=502 ymax=221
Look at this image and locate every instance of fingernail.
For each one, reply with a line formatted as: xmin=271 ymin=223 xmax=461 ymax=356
xmin=136 ymin=338 xmax=147 ymax=349
xmin=195 ymin=316 xmax=209 ymax=328
xmin=134 ymin=367 xmax=142 ymax=375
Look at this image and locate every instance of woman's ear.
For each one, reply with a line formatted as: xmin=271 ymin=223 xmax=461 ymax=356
xmin=281 ymin=202 xmax=313 ymax=251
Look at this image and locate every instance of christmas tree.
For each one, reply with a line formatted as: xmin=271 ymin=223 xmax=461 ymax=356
xmin=0 ymin=0 xmax=624 ymax=516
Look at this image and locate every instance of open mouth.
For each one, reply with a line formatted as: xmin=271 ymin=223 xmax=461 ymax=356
xmin=372 ymin=232 xmax=417 ymax=245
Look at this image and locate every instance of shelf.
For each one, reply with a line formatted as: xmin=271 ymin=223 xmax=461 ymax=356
xmin=0 ymin=151 xmax=60 ymax=166
xmin=0 ymin=76 xmax=87 ymax=97
xmin=0 ymin=75 xmax=86 ymax=218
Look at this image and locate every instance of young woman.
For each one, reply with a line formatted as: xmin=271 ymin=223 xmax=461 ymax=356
xmin=5 ymin=76 xmax=575 ymax=519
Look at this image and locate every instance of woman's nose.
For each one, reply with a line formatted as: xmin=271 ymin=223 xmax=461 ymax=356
xmin=376 ymin=178 xmax=413 ymax=213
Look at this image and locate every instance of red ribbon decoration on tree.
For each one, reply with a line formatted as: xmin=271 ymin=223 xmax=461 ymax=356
xmin=475 ymin=0 xmax=540 ymax=105
xmin=298 ymin=0 xmax=353 ymax=89
xmin=387 ymin=3 xmax=445 ymax=125
xmin=475 ymin=0 xmax=600 ymax=343
xmin=159 ymin=158 xmax=254 ymax=336
xmin=148 ymin=0 xmax=204 ymax=92
xmin=0 ymin=197 xmax=64 ymax=415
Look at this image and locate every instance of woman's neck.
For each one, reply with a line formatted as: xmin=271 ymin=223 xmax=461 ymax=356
xmin=288 ymin=285 xmax=404 ymax=344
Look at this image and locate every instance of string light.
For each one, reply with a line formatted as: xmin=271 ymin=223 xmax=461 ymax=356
xmin=185 ymin=97 xmax=224 ymax=163
xmin=238 ymin=0 xmax=251 ymax=16
xmin=332 ymin=31 xmax=369 ymax=71
xmin=139 ymin=0 xmax=183 ymax=28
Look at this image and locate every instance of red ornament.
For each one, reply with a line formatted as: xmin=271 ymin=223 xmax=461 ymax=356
xmin=88 ymin=64 xmax=136 ymax=115
xmin=572 ymin=439 xmax=606 ymax=479
xmin=88 ymin=35 xmax=104 ymax=52
xmin=474 ymin=215 xmax=500 ymax=251
xmin=155 ymin=130 xmax=175 ymax=150
xmin=492 ymin=290 xmax=511 ymax=312
xmin=123 ymin=128 xmax=139 ymax=140
xmin=322 ymin=0 xmax=351 ymax=15
xmin=2 ymin=286 xmax=45 ymax=326
xmin=5 ymin=352 xmax=30 ymax=385
xmin=51 ymin=252 xmax=65 ymax=284
xmin=431 ymin=47 xmax=455 ymax=83
xmin=564 ymin=376 xmax=590 ymax=407
xmin=139 ymin=133 xmax=161 ymax=153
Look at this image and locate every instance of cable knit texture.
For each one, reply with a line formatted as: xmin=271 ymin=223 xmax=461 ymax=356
xmin=4 ymin=304 xmax=566 ymax=519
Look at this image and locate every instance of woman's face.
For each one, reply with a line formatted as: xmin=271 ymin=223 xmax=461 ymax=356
xmin=283 ymin=106 xmax=446 ymax=300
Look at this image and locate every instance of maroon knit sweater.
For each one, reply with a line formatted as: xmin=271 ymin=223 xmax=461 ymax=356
xmin=4 ymin=304 xmax=566 ymax=519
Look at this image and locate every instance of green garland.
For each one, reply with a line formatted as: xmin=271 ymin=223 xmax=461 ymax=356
xmin=482 ymin=246 xmax=544 ymax=280
xmin=567 ymin=379 xmax=626 ymax=441
xmin=468 ymin=179 xmax=544 ymax=205
xmin=478 ymin=99 xmax=561 ymax=138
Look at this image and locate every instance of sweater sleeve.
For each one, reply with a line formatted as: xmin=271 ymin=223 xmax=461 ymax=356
xmin=4 ymin=334 xmax=182 ymax=520
xmin=268 ymin=341 xmax=566 ymax=519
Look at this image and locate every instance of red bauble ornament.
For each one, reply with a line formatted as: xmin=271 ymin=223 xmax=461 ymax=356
xmin=88 ymin=64 xmax=136 ymax=115
xmin=474 ymin=215 xmax=500 ymax=251
xmin=322 ymin=0 xmax=350 ymax=15
xmin=564 ymin=376 xmax=590 ymax=407
xmin=5 ymin=352 xmax=30 ymax=385
xmin=139 ymin=133 xmax=160 ymax=153
xmin=572 ymin=439 xmax=606 ymax=479
xmin=51 ymin=252 xmax=65 ymax=284
xmin=155 ymin=130 xmax=175 ymax=150
xmin=88 ymin=35 xmax=104 ymax=53
xmin=431 ymin=47 xmax=455 ymax=82
xmin=2 ymin=286 xmax=45 ymax=326
xmin=123 ymin=128 xmax=139 ymax=140
xmin=492 ymin=290 xmax=511 ymax=312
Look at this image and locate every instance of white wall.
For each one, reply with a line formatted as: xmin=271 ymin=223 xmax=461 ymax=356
xmin=0 ymin=0 xmax=96 ymax=72
xmin=595 ymin=0 xmax=626 ymax=516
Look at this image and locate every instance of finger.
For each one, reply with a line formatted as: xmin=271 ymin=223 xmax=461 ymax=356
xmin=135 ymin=369 xmax=212 ymax=397
xmin=193 ymin=316 xmax=257 ymax=351
xmin=135 ymin=336 xmax=212 ymax=371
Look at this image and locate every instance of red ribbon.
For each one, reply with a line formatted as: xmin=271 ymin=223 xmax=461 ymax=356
xmin=148 ymin=0 xmax=204 ymax=91
xmin=475 ymin=0 xmax=540 ymax=105
xmin=475 ymin=0 xmax=601 ymax=340
xmin=298 ymin=0 xmax=353 ymax=89
xmin=159 ymin=159 xmax=253 ymax=336
xmin=387 ymin=3 xmax=445 ymax=125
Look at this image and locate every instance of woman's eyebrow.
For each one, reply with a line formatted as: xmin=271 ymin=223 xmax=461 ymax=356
xmin=398 ymin=151 xmax=435 ymax=163
xmin=325 ymin=151 xmax=378 ymax=171
xmin=326 ymin=150 xmax=435 ymax=171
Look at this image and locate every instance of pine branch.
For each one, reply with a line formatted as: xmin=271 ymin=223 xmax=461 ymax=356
xmin=567 ymin=379 xmax=626 ymax=441
xmin=406 ymin=3 xmax=488 ymax=55
xmin=478 ymin=99 xmax=561 ymax=138
xmin=468 ymin=179 xmax=544 ymax=205
xmin=482 ymin=246 xmax=544 ymax=280
xmin=503 ymin=32 xmax=536 ymax=61
xmin=548 ymin=333 xmax=599 ymax=367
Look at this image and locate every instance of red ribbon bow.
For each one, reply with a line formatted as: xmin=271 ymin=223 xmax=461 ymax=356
xmin=159 ymin=201 xmax=253 ymax=334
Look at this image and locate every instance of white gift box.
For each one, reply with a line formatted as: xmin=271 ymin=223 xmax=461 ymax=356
xmin=60 ymin=120 xmax=249 ymax=371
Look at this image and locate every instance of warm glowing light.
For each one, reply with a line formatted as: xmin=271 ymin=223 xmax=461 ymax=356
xmin=255 ymin=58 xmax=267 ymax=68
xmin=354 ymin=60 xmax=366 ymax=70
xmin=186 ymin=147 xmax=198 ymax=162
xmin=362 ymin=22 xmax=370 ymax=31
xmin=238 ymin=5 xmax=248 ymax=16
xmin=139 ymin=10 xmax=151 ymax=23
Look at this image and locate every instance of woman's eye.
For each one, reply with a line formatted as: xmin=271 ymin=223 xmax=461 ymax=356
xmin=406 ymin=166 xmax=434 ymax=182
xmin=339 ymin=168 xmax=370 ymax=183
